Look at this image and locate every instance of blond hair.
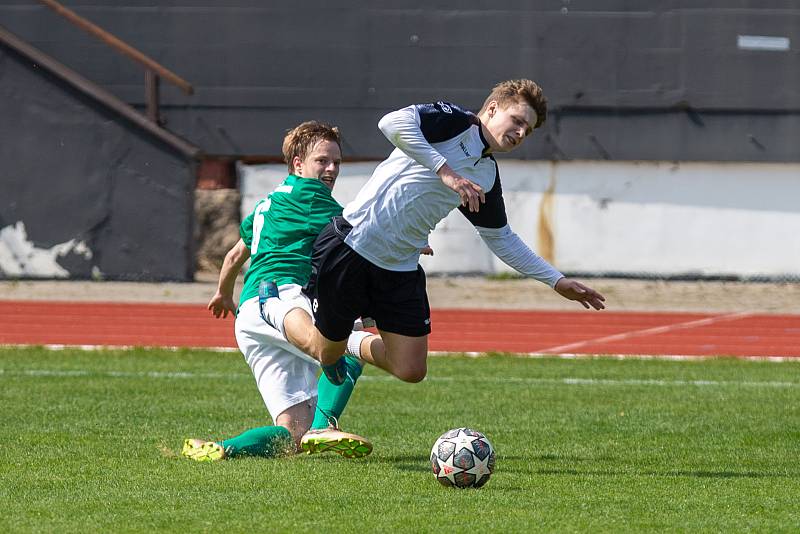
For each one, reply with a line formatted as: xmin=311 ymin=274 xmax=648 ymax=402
xmin=282 ymin=121 xmax=342 ymax=173
xmin=478 ymin=79 xmax=547 ymax=129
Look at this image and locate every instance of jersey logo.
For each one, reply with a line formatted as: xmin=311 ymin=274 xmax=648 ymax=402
xmin=437 ymin=101 xmax=452 ymax=114
xmin=424 ymin=318 xmax=431 ymax=325
xmin=312 ymin=299 xmax=319 ymax=313
xmin=459 ymin=141 xmax=471 ymax=158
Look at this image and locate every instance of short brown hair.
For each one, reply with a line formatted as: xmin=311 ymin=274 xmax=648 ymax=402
xmin=282 ymin=121 xmax=342 ymax=173
xmin=479 ymin=79 xmax=547 ymax=129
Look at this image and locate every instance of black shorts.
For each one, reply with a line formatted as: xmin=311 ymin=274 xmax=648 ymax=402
xmin=303 ymin=216 xmax=431 ymax=341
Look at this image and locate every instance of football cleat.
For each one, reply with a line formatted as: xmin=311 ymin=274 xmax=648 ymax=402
xmin=301 ymin=426 xmax=373 ymax=459
xmin=181 ymin=438 xmax=226 ymax=462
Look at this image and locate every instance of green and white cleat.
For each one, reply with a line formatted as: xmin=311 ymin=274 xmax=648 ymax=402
xmin=301 ymin=427 xmax=373 ymax=458
xmin=181 ymin=438 xmax=226 ymax=462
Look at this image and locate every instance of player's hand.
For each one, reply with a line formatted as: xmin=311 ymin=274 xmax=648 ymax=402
xmin=554 ymin=278 xmax=606 ymax=310
xmin=420 ymin=245 xmax=434 ymax=256
xmin=437 ymin=164 xmax=485 ymax=212
xmin=208 ymin=292 xmax=236 ymax=318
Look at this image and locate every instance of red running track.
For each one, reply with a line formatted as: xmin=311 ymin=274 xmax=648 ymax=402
xmin=1 ymin=300 xmax=799 ymax=358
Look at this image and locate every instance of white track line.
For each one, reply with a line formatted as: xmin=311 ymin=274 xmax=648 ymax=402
xmin=0 ymin=369 xmax=238 ymax=379
xmin=428 ymin=351 xmax=798 ymax=362
xmin=3 ymin=342 xmax=796 ymax=361
xmin=2 ymin=343 xmax=239 ymax=352
xmin=1 ymin=368 xmax=798 ymax=388
xmin=535 ymin=311 xmax=753 ymax=354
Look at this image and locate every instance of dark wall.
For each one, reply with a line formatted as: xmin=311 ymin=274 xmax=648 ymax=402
xmin=0 ymin=46 xmax=195 ymax=281
xmin=2 ymin=1 xmax=798 ymax=162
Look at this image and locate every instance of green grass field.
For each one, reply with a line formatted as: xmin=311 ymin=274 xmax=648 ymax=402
xmin=2 ymin=347 xmax=799 ymax=532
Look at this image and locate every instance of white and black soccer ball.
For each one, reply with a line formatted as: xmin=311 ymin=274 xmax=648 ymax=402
xmin=430 ymin=427 xmax=495 ymax=488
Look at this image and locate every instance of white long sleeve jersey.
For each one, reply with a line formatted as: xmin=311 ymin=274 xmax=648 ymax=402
xmin=342 ymin=101 xmax=563 ymax=287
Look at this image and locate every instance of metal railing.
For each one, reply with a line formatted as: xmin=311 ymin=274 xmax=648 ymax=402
xmin=38 ymin=0 xmax=193 ymax=124
xmin=0 ymin=25 xmax=200 ymax=159
xmin=0 ymin=1 xmax=201 ymax=158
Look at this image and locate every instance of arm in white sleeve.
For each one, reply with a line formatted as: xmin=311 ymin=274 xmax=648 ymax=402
xmin=378 ymin=106 xmax=447 ymax=173
xmin=475 ymin=224 xmax=564 ymax=288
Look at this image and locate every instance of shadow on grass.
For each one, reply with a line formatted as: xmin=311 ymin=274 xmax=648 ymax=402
xmin=532 ymin=454 xmax=796 ymax=478
xmin=382 ymin=454 xmax=547 ymax=475
xmin=393 ymin=463 xmax=430 ymax=473
xmin=372 ymin=453 xmax=430 ymax=473
xmin=373 ymin=453 xmax=798 ymax=479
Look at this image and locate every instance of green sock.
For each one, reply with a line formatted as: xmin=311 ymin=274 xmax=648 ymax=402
xmin=311 ymin=355 xmax=363 ymax=429
xmin=220 ymin=425 xmax=292 ymax=458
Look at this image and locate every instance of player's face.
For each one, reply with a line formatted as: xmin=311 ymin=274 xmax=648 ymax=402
xmin=293 ymin=139 xmax=342 ymax=190
xmin=483 ymin=101 xmax=537 ymax=153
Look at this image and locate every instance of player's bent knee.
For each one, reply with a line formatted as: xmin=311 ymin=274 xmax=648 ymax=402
xmin=380 ymin=332 xmax=429 ymax=383
xmin=394 ymin=362 xmax=427 ymax=383
xmin=313 ymin=335 xmax=348 ymax=365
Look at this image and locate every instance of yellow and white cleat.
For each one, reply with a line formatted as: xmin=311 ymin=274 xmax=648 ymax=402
xmin=300 ymin=427 xmax=373 ymax=458
xmin=181 ymin=438 xmax=226 ymax=462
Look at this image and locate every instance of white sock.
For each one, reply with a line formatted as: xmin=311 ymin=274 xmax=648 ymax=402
xmin=345 ymin=331 xmax=372 ymax=360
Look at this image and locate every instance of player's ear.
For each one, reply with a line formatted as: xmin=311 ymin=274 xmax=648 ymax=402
xmin=487 ymin=100 xmax=498 ymax=118
xmin=291 ymin=155 xmax=303 ymax=175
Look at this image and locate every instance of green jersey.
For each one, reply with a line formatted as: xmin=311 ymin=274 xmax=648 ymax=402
xmin=239 ymin=174 xmax=343 ymax=306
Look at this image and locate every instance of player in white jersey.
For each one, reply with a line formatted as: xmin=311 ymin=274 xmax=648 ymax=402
xmin=263 ymin=79 xmax=605 ymax=385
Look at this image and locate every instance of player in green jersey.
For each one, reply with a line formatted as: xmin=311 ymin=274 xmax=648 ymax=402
xmin=182 ymin=121 xmax=373 ymax=461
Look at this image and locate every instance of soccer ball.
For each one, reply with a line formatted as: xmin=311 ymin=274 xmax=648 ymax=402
xmin=430 ymin=427 xmax=495 ymax=488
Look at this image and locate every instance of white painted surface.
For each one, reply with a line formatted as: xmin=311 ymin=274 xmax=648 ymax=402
xmin=0 ymin=221 xmax=94 ymax=278
xmin=239 ymin=160 xmax=800 ymax=279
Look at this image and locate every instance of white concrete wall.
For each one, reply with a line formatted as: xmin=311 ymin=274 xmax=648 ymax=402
xmin=239 ymin=160 xmax=800 ymax=279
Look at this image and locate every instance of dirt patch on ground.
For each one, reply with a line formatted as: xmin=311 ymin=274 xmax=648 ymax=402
xmin=2 ymin=273 xmax=798 ymax=314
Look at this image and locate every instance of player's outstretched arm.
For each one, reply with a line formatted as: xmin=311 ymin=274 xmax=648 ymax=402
xmin=208 ymin=239 xmax=250 ymax=318
xmin=554 ymin=278 xmax=606 ymax=310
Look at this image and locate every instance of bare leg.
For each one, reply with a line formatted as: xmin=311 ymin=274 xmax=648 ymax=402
xmin=275 ymin=398 xmax=316 ymax=451
xmin=359 ymin=330 xmax=428 ymax=383
xmin=261 ymin=283 xmax=346 ymax=365
xmin=281 ymin=308 xmax=347 ymax=365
